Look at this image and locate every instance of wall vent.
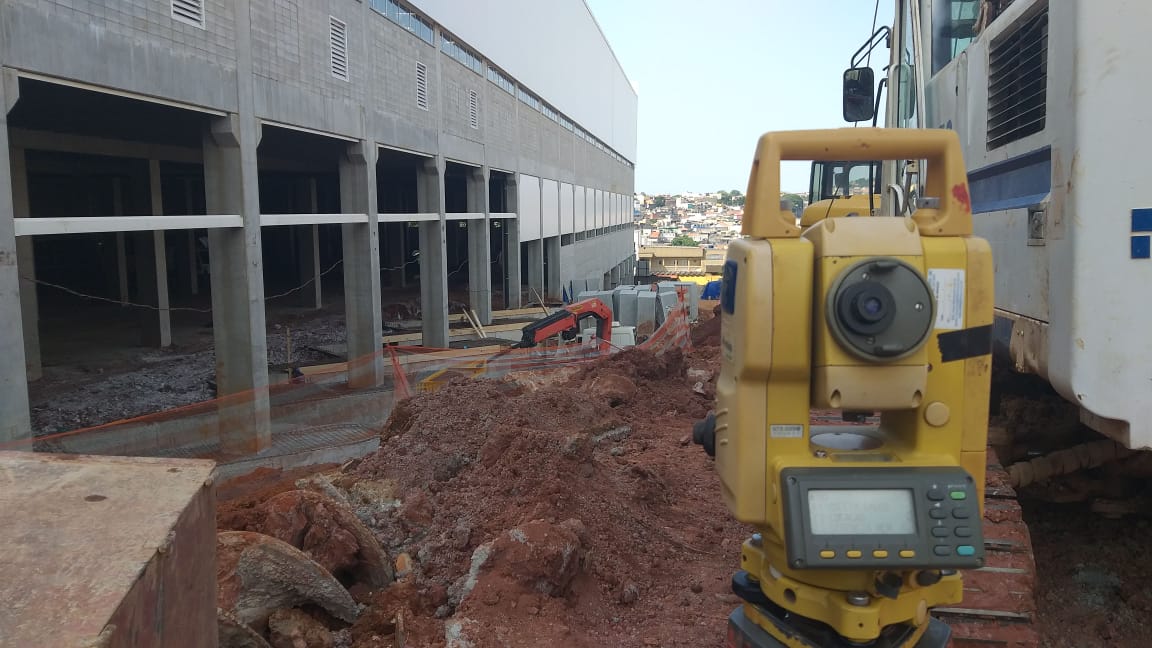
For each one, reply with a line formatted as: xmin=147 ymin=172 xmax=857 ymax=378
xmin=171 ymin=0 xmax=205 ymax=29
xmin=416 ymin=62 xmax=429 ymax=111
xmin=987 ymin=7 xmax=1048 ymax=149
xmin=329 ymin=17 xmax=349 ymax=81
xmin=468 ymin=90 xmax=479 ymax=129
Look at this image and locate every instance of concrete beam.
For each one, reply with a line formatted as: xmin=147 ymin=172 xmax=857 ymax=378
xmin=378 ymin=212 xmax=438 ymax=223
xmin=203 ymin=114 xmax=271 ymax=454
xmin=466 ymin=167 xmax=492 ymax=325
xmin=13 ymin=215 xmax=242 ymax=236
xmin=0 ymin=79 xmax=32 ymax=448
xmin=259 ymin=213 xmax=368 ymax=226
xmin=8 ymin=128 xmax=202 ymax=165
xmin=417 ymin=157 xmax=449 ymax=348
xmin=339 ymin=141 xmax=384 ymax=388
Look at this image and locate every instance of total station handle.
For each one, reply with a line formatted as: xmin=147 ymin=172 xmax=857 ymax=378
xmin=742 ymin=128 xmax=972 ymax=240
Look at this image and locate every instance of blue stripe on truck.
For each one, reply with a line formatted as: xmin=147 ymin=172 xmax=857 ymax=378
xmin=967 ymin=147 xmax=1052 ymax=214
xmin=1133 ymin=209 xmax=1152 ymax=233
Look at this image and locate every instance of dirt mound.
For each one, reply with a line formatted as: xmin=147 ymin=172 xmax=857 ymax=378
xmin=218 ymin=344 xmax=747 ymax=647
xmin=341 ymin=346 xmax=743 ymax=646
xmin=690 ymin=304 xmax=722 ymax=348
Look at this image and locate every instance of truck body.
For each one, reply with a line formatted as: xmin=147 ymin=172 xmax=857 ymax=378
xmin=885 ymin=0 xmax=1152 ymax=449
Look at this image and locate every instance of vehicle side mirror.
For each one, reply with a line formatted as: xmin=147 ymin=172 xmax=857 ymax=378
xmin=843 ymin=67 xmax=875 ymax=123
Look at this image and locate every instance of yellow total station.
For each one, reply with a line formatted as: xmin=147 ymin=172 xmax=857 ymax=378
xmin=711 ymin=129 xmax=994 ymax=648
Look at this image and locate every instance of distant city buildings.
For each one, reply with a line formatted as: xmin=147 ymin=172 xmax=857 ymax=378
xmin=631 ymin=188 xmax=814 ymax=283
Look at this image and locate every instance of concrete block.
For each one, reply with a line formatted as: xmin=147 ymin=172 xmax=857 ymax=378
xmin=657 ymin=290 xmax=679 ymax=326
xmin=0 ymin=452 xmax=217 ymax=646
xmin=637 ymin=291 xmax=658 ymax=337
xmin=617 ymin=287 xmax=639 ymax=327
xmin=675 ymin=281 xmax=701 ymax=321
xmin=578 ymin=291 xmax=616 ymax=321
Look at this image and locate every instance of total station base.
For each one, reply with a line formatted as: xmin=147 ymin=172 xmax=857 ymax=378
xmin=726 ymin=606 xmax=951 ymax=648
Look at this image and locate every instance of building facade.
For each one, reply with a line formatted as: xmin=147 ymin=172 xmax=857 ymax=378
xmin=0 ymin=0 xmax=638 ymax=444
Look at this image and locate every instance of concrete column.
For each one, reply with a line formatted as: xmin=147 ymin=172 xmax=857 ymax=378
xmin=339 ymin=142 xmax=384 ymax=387
xmin=545 ymin=235 xmax=561 ymax=301
xmin=526 ymin=240 xmax=544 ymax=305
xmin=417 ymin=157 xmax=449 ymax=347
xmin=466 ymin=167 xmax=492 ymax=324
xmin=293 ymin=177 xmax=321 ymax=309
xmin=113 ymin=179 xmax=129 ymax=304
xmin=136 ymin=159 xmax=172 ymax=348
xmin=503 ymin=176 xmax=521 ymax=309
xmin=385 ymin=223 xmax=406 ymax=288
xmin=10 ymin=147 xmax=40 ymax=381
xmin=203 ymin=114 xmax=271 ymax=454
xmin=184 ymin=178 xmax=200 ymax=297
xmin=502 ymin=219 xmax=521 ymax=310
xmin=1 ymin=76 xmax=32 ymax=447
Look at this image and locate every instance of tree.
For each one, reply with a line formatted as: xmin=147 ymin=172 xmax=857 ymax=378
xmin=718 ymin=190 xmax=745 ymax=207
xmin=781 ymin=193 xmax=805 ymax=215
xmin=651 ymin=196 xmax=666 ymax=208
xmin=670 ymin=235 xmax=697 ymax=246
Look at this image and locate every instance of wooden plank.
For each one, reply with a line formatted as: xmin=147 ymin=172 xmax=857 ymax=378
xmin=382 ymin=322 xmax=526 ymax=344
xmin=294 ymin=345 xmax=507 ymax=377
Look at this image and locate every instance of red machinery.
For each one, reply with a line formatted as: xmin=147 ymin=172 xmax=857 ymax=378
xmin=512 ymin=298 xmax=613 ymax=349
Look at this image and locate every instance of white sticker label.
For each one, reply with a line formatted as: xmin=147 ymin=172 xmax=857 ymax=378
xmin=927 ymin=269 xmax=965 ymax=330
xmin=770 ymin=424 xmax=804 ymax=439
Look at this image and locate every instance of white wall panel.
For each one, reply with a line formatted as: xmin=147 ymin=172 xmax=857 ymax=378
xmin=542 ymin=178 xmax=560 ymax=238
xmin=575 ymin=186 xmax=587 ymax=233
xmin=408 ymin=0 xmax=638 ymax=161
xmin=594 ymin=189 xmax=604 ymax=230
xmin=560 ymin=182 xmax=574 ymax=235
xmin=518 ymin=174 xmax=541 ymax=242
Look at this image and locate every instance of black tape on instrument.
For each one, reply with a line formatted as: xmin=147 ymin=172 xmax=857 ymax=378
xmin=937 ymin=324 xmax=993 ymax=362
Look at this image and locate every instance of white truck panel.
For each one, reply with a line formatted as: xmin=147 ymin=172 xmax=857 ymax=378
xmin=924 ymin=0 xmax=1152 ymax=447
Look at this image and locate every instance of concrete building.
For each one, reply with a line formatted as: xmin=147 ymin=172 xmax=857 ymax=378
xmin=0 ymin=0 xmax=638 ymax=445
xmin=637 ymin=246 xmax=705 ymax=277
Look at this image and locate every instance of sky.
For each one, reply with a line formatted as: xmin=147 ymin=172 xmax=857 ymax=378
xmin=585 ymin=0 xmax=894 ymax=195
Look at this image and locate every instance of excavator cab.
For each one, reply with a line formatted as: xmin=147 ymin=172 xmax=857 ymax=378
xmin=798 ymin=159 xmax=882 ymax=227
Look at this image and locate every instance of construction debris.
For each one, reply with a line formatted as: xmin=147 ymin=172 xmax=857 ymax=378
xmin=216 ymin=531 xmax=361 ymax=629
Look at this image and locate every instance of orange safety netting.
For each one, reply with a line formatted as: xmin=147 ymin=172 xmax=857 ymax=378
xmin=5 ymin=294 xmax=694 ymax=462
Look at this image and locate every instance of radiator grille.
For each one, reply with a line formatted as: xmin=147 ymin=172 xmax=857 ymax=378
xmin=987 ymin=7 xmax=1048 ymax=149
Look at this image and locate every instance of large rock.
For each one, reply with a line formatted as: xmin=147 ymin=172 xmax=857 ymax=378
xmin=216 ymin=531 xmax=360 ymax=630
xmin=589 ymin=373 xmax=638 ymax=406
xmin=480 ymin=519 xmax=584 ymax=598
xmin=261 ymin=489 xmax=394 ymax=588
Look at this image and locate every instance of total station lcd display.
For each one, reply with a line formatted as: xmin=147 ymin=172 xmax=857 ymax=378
xmin=806 ymin=489 xmax=916 ymax=535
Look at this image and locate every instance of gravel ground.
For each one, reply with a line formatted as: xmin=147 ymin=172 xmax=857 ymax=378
xmin=1024 ymin=499 xmax=1152 ymax=648
xmin=28 ymin=308 xmax=351 ymax=436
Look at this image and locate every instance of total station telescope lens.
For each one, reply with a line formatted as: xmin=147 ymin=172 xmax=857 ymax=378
xmin=863 ymin=297 xmax=882 ymax=316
